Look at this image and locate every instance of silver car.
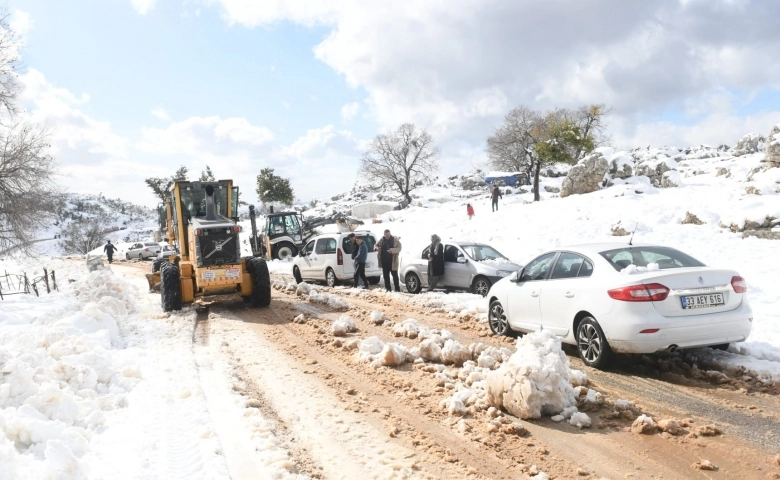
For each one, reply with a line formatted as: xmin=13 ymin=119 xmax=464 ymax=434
xmin=125 ymin=242 xmax=162 ymax=260
xmin=400 ymin=241 xmax=521 ymax=296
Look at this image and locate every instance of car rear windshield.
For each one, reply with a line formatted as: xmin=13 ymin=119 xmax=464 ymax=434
xmin=341 ymin=235 xmax=376 ymax=254
xmin=599 ymin=246 xmax=706 ymax=271
xmin=144 ymin=243 xmax=159 ymax=247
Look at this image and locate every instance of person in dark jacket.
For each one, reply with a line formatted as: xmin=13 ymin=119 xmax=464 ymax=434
xmin=348 ymin=233 xmax=364 ymax=287
xmin=424 ymin=234 xmax=444 ymax=292
xmin=353 ymin=236 xmax=369 ymax=289
xmin=375 ymin=229 xmax=402 ymax=292
xmin=103 ymin=240 xmax=117 ymax=264
xmin=491 ymin=185 xmax=502 ymax=212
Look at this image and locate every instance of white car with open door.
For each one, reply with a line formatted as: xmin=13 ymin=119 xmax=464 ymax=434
xmin=400 ymin=241 xmax=521 ymax=296
xmin=486 ymin=243 xmax=753 ymax=369
xmin=292 ymin=231 xmax=382 ymax=287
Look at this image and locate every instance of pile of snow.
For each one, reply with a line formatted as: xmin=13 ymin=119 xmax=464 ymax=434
xmin=485 ymin=330 xmax=587 ymax=420
xmin=0 ymin=267 xmax=141 ymax=477
xmin=295 ymin=283 xmax=350 ymax=311
xmin=331 ymin=315 xmax=356 ymax=336
xmin=356 ymin=336 xmax=408 ymax=368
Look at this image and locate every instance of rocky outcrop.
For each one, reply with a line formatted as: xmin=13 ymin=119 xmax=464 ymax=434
xmin=745 ymin=186 xmax=761 ymax=195
xmin=608 ymin=152 xmax=633 ymax=179
xmin=560 ymin=151 xmax=609 ymax=198
xmin=715 ymin=167 xmax=730 ymax=177
xmin=732 ymin=132 xmax=764 ymax=157
xmin=635 ymin=156 xmax=678 ymax=187
xmin=660 ymin=171 xmax=681 ymax=188
xmin=544 ymin=185 xmax=560 ymax=193
xmin=682 ymin=212 xmax=704 ymax=225
xmin=765 ymin=124 xmax=780 ymax=168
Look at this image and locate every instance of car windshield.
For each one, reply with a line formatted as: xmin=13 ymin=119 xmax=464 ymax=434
xmin=144 ymin=243 xmax=158 ymax=247
xmin=461 ymin=244 xmax=508 ymax=263
xmin=599 ymin=246 xmax=706 ymax=271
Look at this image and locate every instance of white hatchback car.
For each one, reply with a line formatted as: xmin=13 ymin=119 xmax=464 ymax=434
xmin=486 ymin=243 xmax=753 ymax=369
xmin=125 ymin=242 xmax=162 ymax=260
xmin=293 ymin=231 xmax=382 ymax=287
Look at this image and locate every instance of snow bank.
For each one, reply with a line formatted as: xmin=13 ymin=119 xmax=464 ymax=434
xmin=0 ymin=268 xmax=140 ymax=477
xmin=484 ymin=331 xmax=580 ymax=419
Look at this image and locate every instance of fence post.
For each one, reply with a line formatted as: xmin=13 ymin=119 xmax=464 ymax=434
xmin=51 ymin=270 xmax=58 ymax=291
xmin=24 ymin=273 xmax=36 ymax=296
xmin=43 ymin=267 xmax=50 ymax=294
xmin=0 ymin=280 xmax=3 ymax=300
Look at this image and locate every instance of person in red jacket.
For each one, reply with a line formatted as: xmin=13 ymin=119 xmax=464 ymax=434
xmin=466 ymin=203 xmax=474 ymax=220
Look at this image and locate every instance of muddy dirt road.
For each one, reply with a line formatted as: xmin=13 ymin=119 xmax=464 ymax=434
xmin=124 ymin=260 xmax=780 ymax=479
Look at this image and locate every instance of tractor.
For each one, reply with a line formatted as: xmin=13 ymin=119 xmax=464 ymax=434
xmin=147 ymin=180 xmax=271 ymax=312
xmin=248 ymin=206 xmax=365 ymax=260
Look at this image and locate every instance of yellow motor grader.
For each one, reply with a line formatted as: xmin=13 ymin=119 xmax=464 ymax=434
xmin=146 ymin=180 xmax=270 ymax=312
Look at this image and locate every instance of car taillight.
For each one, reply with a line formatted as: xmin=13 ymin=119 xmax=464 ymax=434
xmin=144 ymin=248 xmax=149 ymax=252
xmin=608 ymin=283 xmax=670 ymax=302
xmin=337 ymin=248 xmax=343 ymax=266
xmin=233 ymin=226 xmax=240 ymax=233
xmin=195 ymin=229 xmax=202 ymax=236
xmin=731 ymin=276 xmax=747 ymax=293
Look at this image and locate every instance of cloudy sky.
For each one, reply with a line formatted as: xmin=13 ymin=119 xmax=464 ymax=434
xmin=9 ymin=0 xmax=780 ymax=207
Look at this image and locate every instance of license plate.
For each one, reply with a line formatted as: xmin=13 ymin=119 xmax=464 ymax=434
xmin=681 ymin=293 xmax=724 ymax=309
xmin=201 ymin=268 xmax=240 ymax=281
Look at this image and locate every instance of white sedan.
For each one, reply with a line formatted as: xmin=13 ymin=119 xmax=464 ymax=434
xmin=486 ymin=243 xmax=753 ymax=369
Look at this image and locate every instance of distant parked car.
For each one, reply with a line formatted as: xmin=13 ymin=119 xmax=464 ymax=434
xmin=157 ymin=244 xmax=176 ymax=259
xmin=292 ymin=231 xmax=382 ymax=287
xmin=400 ymin=241 xmax=521 ymax=296
xmin=125 ymin=242 xmax=162 ymax=260
xmin=486 ymin=243 xmax=753 ymax=369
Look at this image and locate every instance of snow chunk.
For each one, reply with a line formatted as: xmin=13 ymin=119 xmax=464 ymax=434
xmin=373 ymin=343 xmax=407 ymax=367
xmin=419 ymin=339 xmax=443 ymax=363
xmin=631 ymin=414 xmax=656 ymax=434
xmin=485 ymin=330 xmax=578 ymax=419
xmin=568 ymin=412 xmax=591 ymax=429
xmin=331 ymin=315 xmax=356 ymax=337
xmin=369 ymin=310 xmax=387 ymax=325
xmin=441 ymin=339 xmax=471 ymax=367
xmin=393 ymin=319 xmax=420 ymax=339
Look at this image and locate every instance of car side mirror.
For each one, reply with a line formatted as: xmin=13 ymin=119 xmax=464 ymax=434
xmin=456 ymin=257 xmax=467 ymax=264
xmin=510 ymin=270 xmax=523 ymax=283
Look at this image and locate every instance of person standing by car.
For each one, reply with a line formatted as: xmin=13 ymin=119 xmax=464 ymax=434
xmin=491 ymin=185 xmax=502 ymax=212
xmin=353 ymin=235 xmax=369 ymax=289
xmin=103 ymin=240 xmax=117 ymax=264
xmin=348 ymin=232 xmax=364 ymax=288
xmin=466 ymin=203 xmax=474 ymax=220
xmin=376 ymin=229 xmax=402 ymax=292
xmin=424 ymin=234 xmax=444 ymax=292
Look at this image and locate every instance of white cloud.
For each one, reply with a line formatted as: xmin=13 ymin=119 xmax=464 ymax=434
xmin=151 ymin=107 xmax=170 ymax=120
xmin=131 ymin=0 xmax=157 ymax=15
xmin=212 ymin=0 xmax=780 ymax=151
xmin=9 ymin=9 xmax=33 ymax=40
xmin=340 ymin=102 xmax=359 ymax=120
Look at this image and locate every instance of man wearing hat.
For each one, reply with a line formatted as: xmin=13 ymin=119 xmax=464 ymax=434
xmin=353 ymin=234 xmax=369 ymax=289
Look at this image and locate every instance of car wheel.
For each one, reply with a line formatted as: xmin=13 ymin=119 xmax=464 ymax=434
xmin=472 ymin=276 xmax=492 ymax=297
xmin=326 ymin=268 xmax=338 ymax=288
xmin=293 ymin=266 xmax=303 ymax=284
xmin=151 ymin=258 xmax=164 ymax=273
xmin=488 ymin=299 xmax=515 ymax=337
xmin=709 ymin=343 xmax=729 ymax=351
xmin=368 ymin=276 xmax=381 ymax=285
xmin=405 ymin=272 xmax=422 ymax=294
xmin=125 ymin=253 xmax=130 ymax=260
xmin=273 ymin=242 xmax=297 ymax=260
xmin=576 ymin=317 xmax=614 ymax=369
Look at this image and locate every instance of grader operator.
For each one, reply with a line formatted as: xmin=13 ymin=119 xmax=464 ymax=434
xmin=147 ymin=180 xmax=271 ymax=312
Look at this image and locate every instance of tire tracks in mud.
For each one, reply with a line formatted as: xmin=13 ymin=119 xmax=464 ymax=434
xmin=263 ymin=276 xmax=780 ymax=478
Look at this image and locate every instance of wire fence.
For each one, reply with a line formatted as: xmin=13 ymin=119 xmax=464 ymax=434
xmin=0 ymin=268 xmax=58 ymax=300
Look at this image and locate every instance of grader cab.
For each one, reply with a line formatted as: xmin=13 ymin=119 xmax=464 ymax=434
xmin=146 ymin=180 xmax=271 ymax=312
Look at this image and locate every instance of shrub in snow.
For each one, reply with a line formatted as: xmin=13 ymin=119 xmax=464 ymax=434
xmin=441 ymin=340 xmax=471 ymax=367
xmin=485 ymin=330 xmax=579 ymax=419
xmin=419 ymin=339 xmax=443 ymax=363
xmin=331 ymin=315 xmax=356 ymax=336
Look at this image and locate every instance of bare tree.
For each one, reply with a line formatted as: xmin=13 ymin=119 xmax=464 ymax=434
xmin=486 ymin=106 xmax=598 ymax=202
xmin=0 ymin=124 xmax=60 ymax=254
xmin=360 ymin=123 xmax=439 ymax=203
xmin=0 ymin=12 xmax=59 ymax=255
xmin=59 ymin=216 xmax=113 ymax=255
xmin=572 ymin=104 xmax=611 ymax=159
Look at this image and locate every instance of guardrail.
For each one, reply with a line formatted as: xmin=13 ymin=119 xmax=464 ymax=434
xmin=0 ymin=268 xmax=58 ymax=300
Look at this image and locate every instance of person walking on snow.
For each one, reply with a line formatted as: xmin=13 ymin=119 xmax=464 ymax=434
xmin=103 ymin=240 xmax=117 ymax=264
xmin=353 ymin=236 xmax=369 ymax=289
xmin=424 ymin=234 xmax=444 ymax=292
xmin=491 ymin=185 xmax=502 ymax=212
xmin=376 ymin=229 xmax=402 ymax=292
xmin=466 ymin=203 xmax=475 ymax=220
